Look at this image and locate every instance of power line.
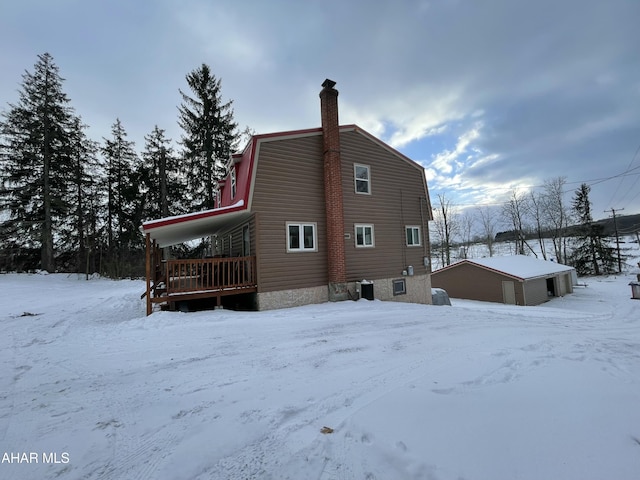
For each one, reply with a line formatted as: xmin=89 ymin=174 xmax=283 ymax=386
xmin=608 ymin=141 xmax=640 ymax=207
xmin=604 ymin=207 xmax=624 ymax=273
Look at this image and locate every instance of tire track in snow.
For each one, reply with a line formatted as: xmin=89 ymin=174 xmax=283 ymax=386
xmin=0 ymin=323 xmax=19 ymax=443
xmin=83 ymin=379 xmax=180 ymax=480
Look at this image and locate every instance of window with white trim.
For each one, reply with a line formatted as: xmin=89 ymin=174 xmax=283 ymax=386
xmin=354 ymin=164 xmax=371 ymax=194
xmin=355 ymin=224 xmax=374 ymax=247
xmin=286 ymin=223 xmax=317 ymax=252
xmin=230 ymin=165 xmax=237 ymax=199
xmin=406 ymin=226 xmax=421 ymax=246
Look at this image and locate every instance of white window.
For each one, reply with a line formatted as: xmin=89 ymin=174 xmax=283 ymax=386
xmin=406 ymin=226 xmax=421 ymax=246
xmin=354 ymin=164 xmax=371 ymax=194
xmin=286 ymin=223 xmax=317 ymax=252
xmin=230 ymin=166 xmax=237 ymax=199
xmin=355 ymin=224 xmax=374 ymax=247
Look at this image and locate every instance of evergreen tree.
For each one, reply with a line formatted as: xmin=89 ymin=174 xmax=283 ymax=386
xmin=140 ymin=125 xmax=184 ymax=221
xmin=569 ymin=183 xmax=615 ymax=275
xmin=178 ymin=64 xmax=237 ymax=210
xmin=0 ymin=53 xmax=76 ymax=272
xmin=63 ymin=116 xmax=103 ymax=274
xmin=101 ymin=119 xmax=142 ymax=275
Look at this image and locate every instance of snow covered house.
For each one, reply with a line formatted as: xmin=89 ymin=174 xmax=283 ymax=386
xmin=141 ymin=80 xmax=433 ymax=314
xmin=431 ymin=255 xmax=576 ymax=306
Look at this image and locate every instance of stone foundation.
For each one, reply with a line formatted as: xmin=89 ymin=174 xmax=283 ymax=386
xmin=350 ymin=274 xmax=432 ymax=304
xmin=256 ymin=274 xmax=432 ymax=311
xmin=256 ymin=285 xmax=328 ymax=311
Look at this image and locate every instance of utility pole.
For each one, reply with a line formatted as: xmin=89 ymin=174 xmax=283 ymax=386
xmin=605 ymin=208 xmax=624 ymax=273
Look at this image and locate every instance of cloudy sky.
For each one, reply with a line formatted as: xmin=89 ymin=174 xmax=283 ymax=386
xmin=2 ymin=0 xmax=639 ymax=221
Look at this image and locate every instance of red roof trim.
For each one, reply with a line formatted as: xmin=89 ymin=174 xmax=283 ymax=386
xmin=252 ymin=126 xmax=322 ymax=142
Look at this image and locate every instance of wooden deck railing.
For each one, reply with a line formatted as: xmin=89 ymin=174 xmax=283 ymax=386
xmin=164 ymin=256 xmax=256 ymax=295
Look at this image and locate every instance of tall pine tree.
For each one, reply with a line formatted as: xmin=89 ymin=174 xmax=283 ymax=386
xmin=569 ymin=183 xmax=615 ymax=275
xmin=0 ymin=53 xmax=76 ymax=272
xmin=101 ymin=119 xmax=142 ymax=276
xmin=178 ymin=64 xmax=237 ymax=211
xmin=140 ymin=125 xmax=184 ymax=221
xmin=63 ymin=116 xmax=103 ymax=273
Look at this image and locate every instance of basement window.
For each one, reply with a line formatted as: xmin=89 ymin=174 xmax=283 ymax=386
xmin=287 ymin=223 xmax=317 ymax=252
xmin=393 ymin=279 xmax=407 ymax=296
xmin=354 ymin=164 xmax=371 ymax=194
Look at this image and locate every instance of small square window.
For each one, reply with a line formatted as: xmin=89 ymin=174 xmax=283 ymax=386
xmin=406 ymin=226 xmax=421 ymax=246
xmin=354 ymin=164 xmax=370 ymax=194
xmin=393 ymin=279 xmax=406 ymax=296
xmin=355 ymin=224 xmax=374 ymax=247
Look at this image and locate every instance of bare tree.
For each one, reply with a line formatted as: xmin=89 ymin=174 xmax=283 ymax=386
xmin=527 ymin=190 xmax=547 ymax=260
xmin=458 ymin=211 xmax=475 ymax=259
xmin=501 ymin=189 xmax=529 ymax=255
xmin=542 ymin=176 xmax=570 ymax=263
xmin=477 ymin=206 xmax=498 ymax=257
xmin=432 ymin=193 xmax=459 ymax=267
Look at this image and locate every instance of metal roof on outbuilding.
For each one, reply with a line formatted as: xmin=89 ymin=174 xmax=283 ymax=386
xmin=433 ymin=255 xmax=575 ymax=281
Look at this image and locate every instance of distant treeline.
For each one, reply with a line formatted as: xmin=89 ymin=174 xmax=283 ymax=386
xmin=495 ymin=213 xmax=640 ymax=243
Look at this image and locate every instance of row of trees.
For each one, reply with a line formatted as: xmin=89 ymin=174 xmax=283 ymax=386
xmin=0 ymin=53 xmax=242 ymax=276
xmin=431 ymin=177 xmax=616 ymax=275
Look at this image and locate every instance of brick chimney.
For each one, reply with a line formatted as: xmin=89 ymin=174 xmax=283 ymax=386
xmin=319 ymin=79 xmax=347 ymax=301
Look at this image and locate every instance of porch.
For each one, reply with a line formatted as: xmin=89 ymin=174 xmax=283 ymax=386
xmin=144 ymin=234 xmax=257 ymax=314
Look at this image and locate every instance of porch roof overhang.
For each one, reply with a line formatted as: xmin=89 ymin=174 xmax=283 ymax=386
xmin=141 ymin=200 xmax=250 ymax=247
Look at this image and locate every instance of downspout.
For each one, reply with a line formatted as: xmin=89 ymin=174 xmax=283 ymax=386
xmin=420 ymin=197 xmax=431 ymax=272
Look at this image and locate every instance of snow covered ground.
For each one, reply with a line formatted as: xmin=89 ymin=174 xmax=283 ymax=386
xmin=1 ymin=261 xmax=640 ymax=479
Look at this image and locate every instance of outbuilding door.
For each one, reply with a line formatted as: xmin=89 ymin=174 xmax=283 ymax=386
xmin=502 ymin=281 xmax=516 ymax=304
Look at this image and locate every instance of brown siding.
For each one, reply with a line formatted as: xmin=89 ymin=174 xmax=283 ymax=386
xmin=250 ymin=129 xmax=430 ymax=294
xmin=431 ymin=263 xmax=526 ymax=305
xmin=250 ymin=135 xmax=328 ymax=293
xmin=217 ymin=215 xmax=256 ymax=258
xmin=340 ymin=130 xmax=430 ymax=282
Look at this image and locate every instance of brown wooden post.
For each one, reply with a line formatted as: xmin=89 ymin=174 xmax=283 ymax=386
xmin=145 ymin=232 xmax=152 ymax=316
xmin=165 ymin=255 xmax=170 ymax=296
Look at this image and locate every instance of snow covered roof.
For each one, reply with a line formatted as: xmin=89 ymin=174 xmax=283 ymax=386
xmin=141 ymin=200 xmax=249 ymax=247
xmin=436 ymin=255 xmax=575 ymax=281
